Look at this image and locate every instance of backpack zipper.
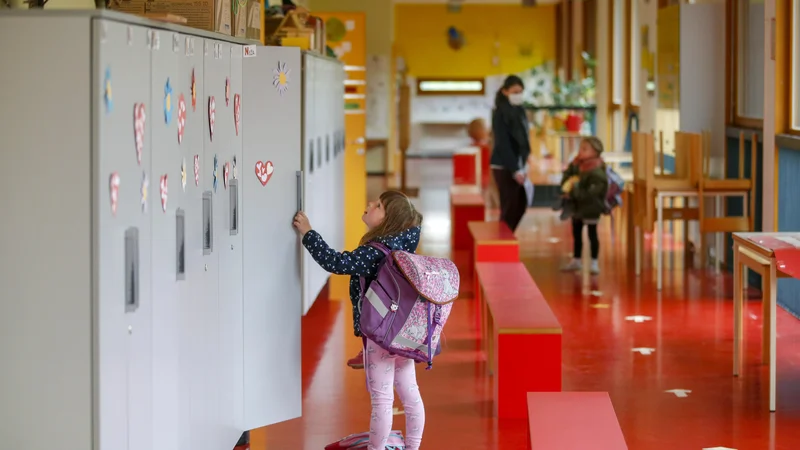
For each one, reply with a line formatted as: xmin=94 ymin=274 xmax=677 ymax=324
xmin=382 ymin=302 xmax=399 ymax=343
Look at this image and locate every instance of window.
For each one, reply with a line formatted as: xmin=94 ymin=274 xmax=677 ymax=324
xmin=612 ymin=0 xmax=625 ymax=105
xmin=735 ymin=0 xmax=765 ymax=121
xmin=415 ymin=78 xmax=485 ymax=96
xmin=629 ymin=0 xmax=641 ymax=106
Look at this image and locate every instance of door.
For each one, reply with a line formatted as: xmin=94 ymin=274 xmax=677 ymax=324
xmin=316 ymin=12 xmax=367 ymax=301
xmin=241 ymin=45 xmax=302 ymax=428
xmin=148 ymin=27 xmax=182 ymax=450
xmin=93 ymin=18 xmax=153 ymax=450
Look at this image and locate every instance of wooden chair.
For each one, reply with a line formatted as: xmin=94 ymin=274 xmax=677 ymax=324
xmin=630 ymin=132 xmax=699 ymax=276
xmin=695 ymin=130 xmax=757 ymax=271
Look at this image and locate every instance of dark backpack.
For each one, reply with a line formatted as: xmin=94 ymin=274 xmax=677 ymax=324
xmin=604 ymin=166 xmax=624 ymax=214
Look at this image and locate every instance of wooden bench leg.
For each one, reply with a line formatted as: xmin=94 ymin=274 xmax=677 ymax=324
xmin=495 ymin=333 xmax=562 ymax=419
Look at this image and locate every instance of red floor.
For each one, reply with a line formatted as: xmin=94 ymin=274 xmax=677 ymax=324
xmin=261 ymin=160 xmax=800 ymax=450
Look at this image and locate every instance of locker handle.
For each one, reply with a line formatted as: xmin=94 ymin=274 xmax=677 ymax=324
xmin=229 ymin=179 xmax=239 ymax=235
xmin=296 ymin=171 xmax=304 ymax=212
xmin=176 ymin=208 xmax=186 ymax=280
xmin=124 ymin=227 xmax=140 ymax=313
xmin=202 ymin=191 xmax=213 ymax=255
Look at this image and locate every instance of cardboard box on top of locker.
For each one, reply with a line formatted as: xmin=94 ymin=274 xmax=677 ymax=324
xmin=108 ymin=0 xmax=233 ymax=35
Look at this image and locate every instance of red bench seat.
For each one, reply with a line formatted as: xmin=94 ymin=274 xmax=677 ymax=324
xmin=476 ymin=262 xmax=562 ymax=419
xmin=527 ymin=392 xmax=628 ymax=450
xmin=468 ymin=221 xmax=519 ymax=330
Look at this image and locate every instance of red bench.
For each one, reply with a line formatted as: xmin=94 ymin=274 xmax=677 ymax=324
xmin=527 ymin=392 xmax=628 ymax=450
xmin=453 ymin=147 xmax=480 ymax=186
xmin=476 ymin=262 xmax=562 ymax=419
xmin=469 ymin=221 xmax=519 ymax=331
xmin=450 ymin=185 xmax=485 ymax=251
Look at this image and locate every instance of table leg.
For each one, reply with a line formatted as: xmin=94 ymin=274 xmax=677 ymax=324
xmin=762 ymin=278 xmax=771 ymax=365
xmin=657 ymin=194 xmax=664 ymax=291
xmin=733 ymin=244 xmax=743 ymax=377
xmin=768 ymin=261 xmax=777 ymax=412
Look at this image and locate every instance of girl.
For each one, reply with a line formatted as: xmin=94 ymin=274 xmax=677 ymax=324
xmin=293 ymin=190 xmax=426 ymax=450
xmin=490 ymin=75 xmax=531 ymax=232
xmin=560 ymin=137 xmax=609 ymax=275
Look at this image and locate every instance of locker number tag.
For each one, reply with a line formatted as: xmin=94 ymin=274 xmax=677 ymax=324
xmin=255 ymin=160 xmax=274 ymax=186
xmin=243 ymin=45 xmax=257 ymax=58
xmin=177 ymin=94 xmax=186 ymax=144
xmin=234 ymin=94 xmax=241 ymax=135
xmin=208 ymin=96 xmax=216 ymax=141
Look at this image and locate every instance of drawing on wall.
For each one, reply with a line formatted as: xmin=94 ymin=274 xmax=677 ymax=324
xmin=177 ymin=94 xmax=186 ymax=144
xmin=133 ymin=103 xmax=146 ymax=165
xmin=164 ymin=78 xmax=173 ymax=124
xmin=109 ymin=172 xmax=120 ymax=216
xmin=255 ymin=160 xmax=274 ymax=186
xmin=447 ymin=26 xmax=465 ymax=51
xmin=104 ymin=67 xmax=113 ymax=114
xmin=273 ymin=61 xmax=291 ymax=96
xmin=325 ymin=17 xmax=346 ymax=58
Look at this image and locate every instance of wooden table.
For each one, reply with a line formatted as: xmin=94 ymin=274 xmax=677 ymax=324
xmin=732 ymin=232 xmax=800 ymax=412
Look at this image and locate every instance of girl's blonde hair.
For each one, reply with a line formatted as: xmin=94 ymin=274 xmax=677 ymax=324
xmin=359 ymin=190 xmax=423 ymax=246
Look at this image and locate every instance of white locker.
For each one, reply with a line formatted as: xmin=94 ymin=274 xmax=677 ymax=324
xmin=0 ymin=11 xmax=302 ymax=450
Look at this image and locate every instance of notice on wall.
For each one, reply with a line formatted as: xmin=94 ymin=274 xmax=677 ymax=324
xmin=366 ymin=54 xmax=390 ymax=140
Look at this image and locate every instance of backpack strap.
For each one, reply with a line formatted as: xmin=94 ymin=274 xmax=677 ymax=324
xmin=359 ymin=241 xmax=392 ymax=294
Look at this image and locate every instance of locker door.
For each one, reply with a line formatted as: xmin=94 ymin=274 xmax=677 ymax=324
xmin=217 ymin=42 xmax=245 ymax=440
xmin=242 ymin=46 xmax=302 ymax=428
xmin=176 ymin=34 xmax=206 ymax=450
xmin=148 ymin=28 xmax=181 ymax=450
xmin=93 ymin=19 xmax=153 ymax=450
xmin=301 ymin=55 xmax=317 ymax=315
xmin=201 ymin=37 xmax=225 ymax=450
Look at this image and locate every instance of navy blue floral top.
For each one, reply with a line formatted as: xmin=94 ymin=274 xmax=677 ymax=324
xmin=302 ymin=226 xmax=421 ymax=336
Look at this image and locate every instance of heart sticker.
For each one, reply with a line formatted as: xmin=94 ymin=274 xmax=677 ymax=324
xmin=160 ymin=174 xmax=168 ymax=212
xmin=223 ymin=162 xmax=230 ymax=189
xmin=191 ymin=69 xmax=197 ymax=111
xmin=133 ymin=103 xmax=146 ymax=165
xmin=225 ymin=77 xmax=230 ymax=106
xmin=177 ymin=94 xmax=186 ymax=144
xmin=255 ymin=160 xmax=274 ymax=186
xmin=234 ymin=94 xmax=241 ymax=136
xmin=194 ymin=155 xmax=200 ymax=186
xmin=208 ymin=96 xmax=216 ymax=141
xmin=109 ymin=172 xmax=120 ymax=216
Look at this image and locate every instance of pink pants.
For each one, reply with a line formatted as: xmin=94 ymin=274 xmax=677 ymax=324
xmin=364 ymin=339 xmax=425 ymax=450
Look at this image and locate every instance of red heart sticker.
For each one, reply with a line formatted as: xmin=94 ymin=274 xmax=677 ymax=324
xmin=133 ymin=103 xmax=146 ymax=165
xmin=177 ymin=94 xmax=186 ymax=144
xmin=234 ymin=94 xmax=241 ymax=136
xmin=255 ymin=160 xmax=274 ymax=186
xmin=109 ymin=172 xmax=120 ymax=216
xmin=160 ymin=174 xmax=168 ymax=212
xmin=208 ymin=96 xmax=216 ymax=141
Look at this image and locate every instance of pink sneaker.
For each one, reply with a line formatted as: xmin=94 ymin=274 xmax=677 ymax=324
xmin=347 ymin=350 xmax=364 ymax=369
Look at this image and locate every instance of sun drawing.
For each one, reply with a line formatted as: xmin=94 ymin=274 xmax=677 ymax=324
xmin=273 ymin=61 xmax=290 ymax=96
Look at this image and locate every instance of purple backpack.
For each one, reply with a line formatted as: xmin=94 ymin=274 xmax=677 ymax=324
xmin=359 ymin=243 xmax=459 ymax=369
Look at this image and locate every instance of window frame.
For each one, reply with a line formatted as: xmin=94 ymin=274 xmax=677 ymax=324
xmin=627 ymin=0 xmax=640 ymax=112
xmin=414 ymin=78 xmax=485 ymax=96
xmin=728 ymin=0 xmax=765 ymax=129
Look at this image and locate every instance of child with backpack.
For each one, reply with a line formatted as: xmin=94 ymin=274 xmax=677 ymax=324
xmin=295 ymin=190 xmax=452 ymax=450
xmin=559 ymin=137 xmax=609 ymax=275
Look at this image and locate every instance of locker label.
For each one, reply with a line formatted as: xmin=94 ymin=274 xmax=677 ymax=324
xmin=234 ymin=94 xmax=241 ymax=135
xmin=140 ymin=172 xmax=149 ymax=213
xmin=124 ymin=227 xmax=140 ymax=313
xmin=204 ymin=41 xmax=209 ymax=56
xmin=176 ymin=209 xmax=186 ymax=280
xmin=172 ymin=33 xmax=180 ymax=53
xmin=185 ymin=37 xmax=192 ymax=56
xmin=109 ymin=172 xmax=120 ymax=216
xmin=181 ymin=158 xmax=187 ymax=192
xmin=133 ymin=103 xmax=146 ymax=165
xmin=255 ymin=160 xmax=273 ymax=186
xmin=160 ymin=175 xmax=168 ymax=212
xmin=243 ymin=45 xmax=257 ymax=58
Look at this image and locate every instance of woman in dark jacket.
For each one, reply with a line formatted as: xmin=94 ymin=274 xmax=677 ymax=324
xmin=490 ymin=75 xmax=531 ymax=232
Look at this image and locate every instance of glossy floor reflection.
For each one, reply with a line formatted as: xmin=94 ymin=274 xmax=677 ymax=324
xmin=262 ymin=159 xmax=800 ymax=450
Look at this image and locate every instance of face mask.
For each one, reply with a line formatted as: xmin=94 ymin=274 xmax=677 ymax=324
xmin=508 ymin=93 xmax=524 ymax=106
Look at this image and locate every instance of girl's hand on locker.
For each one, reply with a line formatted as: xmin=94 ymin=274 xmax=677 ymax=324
xmin=293 ymin=211 xmax=312 ymax=236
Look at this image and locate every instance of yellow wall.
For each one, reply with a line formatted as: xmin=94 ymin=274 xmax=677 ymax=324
xmin=310 ymin=0 xmax=393 ymax=55
xmin=394 ymin=4 xmax=556 ymax=78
